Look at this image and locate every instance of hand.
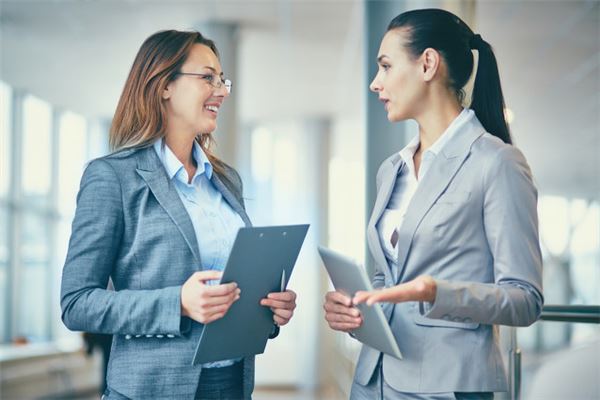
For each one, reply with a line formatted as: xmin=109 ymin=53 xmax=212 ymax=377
xmin=180 ymin=270 xmax=240 ymax=324
xmin=260 ymin=290 xmax=297 ymax=327
xmin=323 ymin=291 xmax=362 ymax=332
xmin=353 ymin=275 xmax=437 ymax=306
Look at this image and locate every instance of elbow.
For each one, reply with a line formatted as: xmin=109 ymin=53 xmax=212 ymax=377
xmin=60 ymin=293 xmax=85 ymax=332
xmin=518 ymin=287 xmax=544 ymax=327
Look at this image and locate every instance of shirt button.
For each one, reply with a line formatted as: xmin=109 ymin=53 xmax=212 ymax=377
xmin=125 ymin=335 xmax=132 ymax=340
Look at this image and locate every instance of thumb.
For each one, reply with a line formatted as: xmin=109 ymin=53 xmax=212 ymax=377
xmin=193 ymin=270 xmax=223 ymax=283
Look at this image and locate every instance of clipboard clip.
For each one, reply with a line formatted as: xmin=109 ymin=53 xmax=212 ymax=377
xmin=280 ymin=269 xmax=286 ymax=292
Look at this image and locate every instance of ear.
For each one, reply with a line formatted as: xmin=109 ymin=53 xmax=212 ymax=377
xmin=421 ymin=48 xmax=441 ymax=82
xmin=162 ymin=83 xmax=172 ymax=100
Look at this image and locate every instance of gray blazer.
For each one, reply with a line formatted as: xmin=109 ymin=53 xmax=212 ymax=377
xmin=60 ymin=146 xmax=255 ymax=399
xmin=354 ymin=116 xmax=543 ymax=393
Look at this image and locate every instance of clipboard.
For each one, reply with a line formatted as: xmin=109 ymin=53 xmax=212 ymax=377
xmin=318 ymin=246 xmax=402 ymax=359
xmin=192 ymin=224 xmax=309 ymax=365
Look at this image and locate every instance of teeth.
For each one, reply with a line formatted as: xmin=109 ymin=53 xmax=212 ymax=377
xmin=205 ymin=105 xmax=218 ymax=112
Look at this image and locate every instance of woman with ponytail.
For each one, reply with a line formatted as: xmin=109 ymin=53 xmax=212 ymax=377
xmin=324 ymin=9 xmax=542 ymax=399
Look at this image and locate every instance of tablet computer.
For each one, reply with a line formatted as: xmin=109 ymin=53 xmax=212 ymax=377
xmin=318 ymin=246 xmax=402 ymax=359
xmin=192 ymin=224 xmax=309 ymax=365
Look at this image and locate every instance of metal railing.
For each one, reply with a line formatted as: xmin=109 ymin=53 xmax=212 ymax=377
xmin=510 ymin=304 xmax=600 ymax=400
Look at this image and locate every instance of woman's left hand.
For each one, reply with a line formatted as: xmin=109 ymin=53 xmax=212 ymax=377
xmin=353 ymin=275 xmax=437 ymax=306
xmin=260 ymin=290 xmax=297 ymax=327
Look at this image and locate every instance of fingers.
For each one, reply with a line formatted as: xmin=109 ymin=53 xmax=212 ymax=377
xmin=323 ymin=300 xmax=361 ymax=318
xmin=329 ymin=322 xmax=361 ymax=332
xmin=272 ymin=307 xmax=294 ymax=326
xmin=353 ymin=287 xmax=402 ymax=306
xmin=324 ymin=309 xmax=362 ymax=325
xmin=265 ymin=290 xmax=296 ymax=302
xmin=325 ymin=291 xmax=352 ymax=307
xmin=201 ymin=288 xmax=241 ymax=306
xmin=260 ymin=297 xmax=295 ymax=309
xmin=202 ymin=282 xmax=238 ymax=296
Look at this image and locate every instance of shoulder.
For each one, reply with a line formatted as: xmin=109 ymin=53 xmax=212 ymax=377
xmin=85 ymin=146 xmax=149 ymax=175
xmin=471 ymin=134 xmax=534 ymax=191
xmin=81 ymin=146 xmax=149 ymax=188
xmin=472 ymin=133 xmax=529 ymax=174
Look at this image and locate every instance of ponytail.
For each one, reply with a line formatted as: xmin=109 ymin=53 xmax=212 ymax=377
xmin=470 ymin=35 xmax=512 ymax=144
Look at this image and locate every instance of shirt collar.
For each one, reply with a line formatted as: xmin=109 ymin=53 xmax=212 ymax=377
xmin=398 ymin=108 xmax=474 ymax=163
xmin=153 ymin=138 xmax=213 ymax=182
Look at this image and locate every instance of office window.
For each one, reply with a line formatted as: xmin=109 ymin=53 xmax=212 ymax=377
xmin=22 ymin=95 xmax=52 ymax=209
xmin=17 ymin=212 xmax=51 ymax=341
xmin=0 ymin=207 xmax=8 ymax=342
xmin=0 ymin=81 xmax=11 ymax=343
xmin=58 ymin=111 xmax=87 ymax=217
xmin=0 ymin=81 xmax=11 ymax=199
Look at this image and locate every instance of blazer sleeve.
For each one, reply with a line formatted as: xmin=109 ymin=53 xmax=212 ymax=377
xmin=424 ymin=146 xmax=544 ymax=327
xmin=60 ymin=159 xmax=186 ymax=336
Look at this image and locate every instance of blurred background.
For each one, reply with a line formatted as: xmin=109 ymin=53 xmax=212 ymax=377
xmin=0 ymin=0 xmax=598 ymax=399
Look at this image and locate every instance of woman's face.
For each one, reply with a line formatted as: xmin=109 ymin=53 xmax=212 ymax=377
xmin=369 ymin=30 xmax=425 ymax=122
xmin=163 ymin=43 xmax=229 ymax=137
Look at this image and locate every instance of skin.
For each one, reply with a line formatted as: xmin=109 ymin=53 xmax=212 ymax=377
xmin=165 ymin=44 xmax=296 ymax=326
xmin=324 ymin=29 xmax=464 ymax=332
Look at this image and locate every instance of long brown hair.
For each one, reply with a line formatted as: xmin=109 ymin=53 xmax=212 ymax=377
xmin=110 ymin=30 xmax=227 ymax=174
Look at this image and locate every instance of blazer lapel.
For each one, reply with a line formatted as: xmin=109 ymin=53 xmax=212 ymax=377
xmin=211 ymin=173 xmax=252 ymax=227
xmin=394 ymin=118 xmax=486 ymax=284
xmin=135 ymin=147 xmax=202 ymax=265
xmin=367 ymin=154 xmax=403 ymax=282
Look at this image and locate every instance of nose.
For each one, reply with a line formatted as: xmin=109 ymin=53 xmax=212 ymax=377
xmin=214 ymin=83 xmax=229 ymax=98
xmin=369 ymin=75 xmax=382 ymax=93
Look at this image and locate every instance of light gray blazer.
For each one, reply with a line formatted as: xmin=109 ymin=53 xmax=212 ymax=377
xmin=60 ymin=146 xmax=255 ymax=399
xmin=354 ymin=116 xmax=543 ymax=393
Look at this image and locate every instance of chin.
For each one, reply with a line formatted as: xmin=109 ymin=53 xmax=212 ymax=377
xmin=198 ymin=122 xmax=217 ymax=134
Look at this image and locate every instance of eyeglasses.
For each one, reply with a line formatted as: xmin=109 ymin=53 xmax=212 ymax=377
xmin=175 ymin=72 xmax=232 ymax=93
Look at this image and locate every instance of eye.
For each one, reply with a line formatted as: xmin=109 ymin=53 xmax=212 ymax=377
xmin=202 ymin=74 xmax=215 ymax=83
xmin=381 ymin=64 xmax=391 ymax=71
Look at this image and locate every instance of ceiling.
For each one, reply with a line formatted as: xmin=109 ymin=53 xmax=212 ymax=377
xmin=1 ymin=0 xmax=598 ymax=199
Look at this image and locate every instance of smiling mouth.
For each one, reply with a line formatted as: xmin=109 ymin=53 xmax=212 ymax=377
xmin=205 ymin=105 xmax=219 ymax=114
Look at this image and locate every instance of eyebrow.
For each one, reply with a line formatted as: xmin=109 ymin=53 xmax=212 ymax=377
xmin=200 ymin=66 xmax=224 ymax=76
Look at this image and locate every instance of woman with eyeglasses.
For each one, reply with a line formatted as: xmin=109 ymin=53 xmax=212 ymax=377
xmin=60 ymin=30 xmax=296 ymax=400
xmin=323 ymin=9 xmax=543 ymax=399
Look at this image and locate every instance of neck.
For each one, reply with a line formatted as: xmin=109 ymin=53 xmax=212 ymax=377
xmin=164 ymin=121 xmax=197 ymax=169
xmin=414 ymin=91 xmax=462 ymax=153
xmin=164 ymin=135 xmax=196 ymax=170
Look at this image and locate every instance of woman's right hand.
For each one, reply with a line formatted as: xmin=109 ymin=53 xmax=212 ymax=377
xmin=181 ymin=270 xmax=240 ymax=324
xmin=323 ymin=291 xmax=363 ymax=332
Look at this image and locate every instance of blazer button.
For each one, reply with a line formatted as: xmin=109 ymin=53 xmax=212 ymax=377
xmin=453 ymin=317 xmax=462 ymax=322
xmin=146 ymin=334 xmax=154 ymax=338
xmin=135 ymin=335 xmax=142 ymax=338
xmin=156 ymin=335 xmax=164 ymax=338
xmin=167 ymin=334 xmax=175 ymax=338
xmin=125 ymin=335 xmax=132 ymax=340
